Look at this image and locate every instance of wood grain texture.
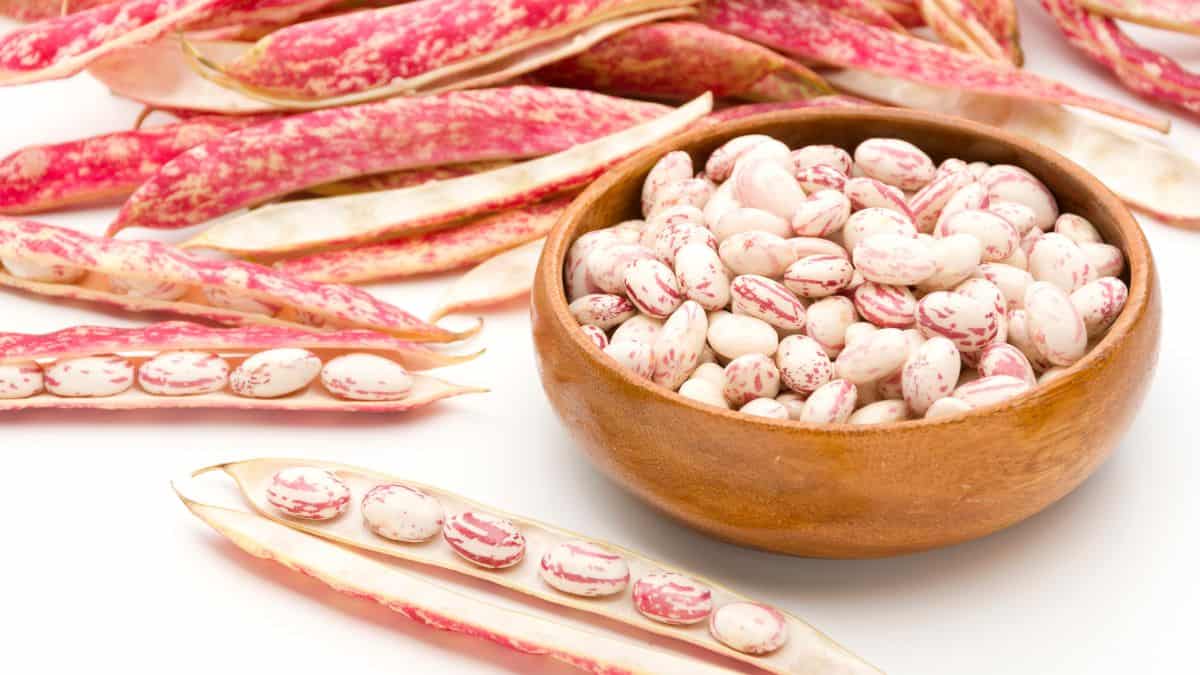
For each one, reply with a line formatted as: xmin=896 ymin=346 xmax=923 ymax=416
xmin=531 ymin=108 xmax=1161 ymax=558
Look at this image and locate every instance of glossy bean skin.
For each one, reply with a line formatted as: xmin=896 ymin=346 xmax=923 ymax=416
xmin=1071 ymin=277 xmax=1128 ymax=338
xmin=723 ymin=354 xmax=781 ymax=406
xmin=1024 ymin=282 xmax=1087 ymax=367
xmin=853 ymin=138 xmax=935 ymax=191
xmin=729 ymin=275 xmax=806 ymax=331
xmin=800 ymin=379 xmax=857 ymax=424
xmin=569 ymin=294 xmax=637 ymax=329
xmin=901 ymin=336 xmax=961 ymax=415
xmin=623 ymin=259 xmax=682 ymax=319
xmin=791 ymin=190 xmax=851 ymax=237
xmin=784 ymin=255 xmax=854 ymax=299
xmin=674 ymin=243 xmax=731 ymax=311
xmin=853 ymin=282 xmax=917 ymax=329
xmin=775 ymin=335 xmax=833 ymax=395
xmin=915 ymin=292 xmax=998 ymax=353
xmin=1028 ymin=233 xmax=1094 ymax=293
xmin=642 ymin=150 xmax=693 ymax=216
xmin=805 ymin=295 xmax=858 ymax=357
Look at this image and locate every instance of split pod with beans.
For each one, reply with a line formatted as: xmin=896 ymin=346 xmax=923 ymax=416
xmin=0 ymin=322 xmax=483 ymax=412
xmin=177 ymin=458 xmax=880 ymax=674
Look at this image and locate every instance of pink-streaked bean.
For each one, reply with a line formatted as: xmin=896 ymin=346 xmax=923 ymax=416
xmin=539 ymin=540 xmax=630 ymax=598
xmin=953 ymin=375 xmax=1031 ymax=408
xmin=718 ymin=230 xmax=795 ymax=277
xmin=799 ymin=379 xmax=857 ymax=424
xmin=1024 ymin=281 xmax=1087 ymax=367
xmin=44 ymin=354 xmax=135 ymax=397
xmin=901 ymin=336 xmax=961 ymax=415
xmin=632 ymin=572 xmax=713 ymax=625
xmin=853 ymin=282 xmax=917 ymax=329
xmin=975 ymin=262 xmax=1033 ymax=309
xmin=954 ymin=277 xmax=1008 ymax=344
xmin=0 ymin=256 xmax=85 ymax=283
xmin=853 ymin=138 xmax=935 ymax=190
xmin=733 ymin=157 xmax=807 ymax=219
xmin=1020 ymin=226 xmax=1043 ymax=258
xmin=794 ymin=164 xmax=847 ymax=193
xmin=935 ymin=209 xmax=1019 ymax=262
xmin=787 ymin=236 xmax=848 ymax=260
xmin=790 ymin=189 xmax=851 ymax=237
xmin=1071 ymin=277 xmax=1128 ymax=338
xmin=925 ymin=396 xmax=974 ymax=419
xmin=843 ymin=177 xmax=913 ymax=217
xmin=775 ymin=392 xmax=806 ymax=420
xmin=784 ymin=254 xmax=854 ymax=299
xmin=909 ymin=169 xmax=975 ymax=233
xmin=648 ymin=177 xmax=714 ymax=217
xmin=937 ymin=158 xmax=969 ymax=178
xmin=1006 ymin=308 xmax=1051 ymax=372
xmin=834 ymin=327 xmax=909 ymax=384
xmin=723 ymin=353 xmax=781 ymax=405
xmin=267 ymin=467 xmax=351 ymax=521
xmin=604 ymin=339 xmax=655 ymax=379
xmin=444 ymin=511 xmax=526 ymax=570
xmin=729 ymin=274 xmax=806 ymax=331
xmin=0 ymin=362 xmax=44 ymax=399
xmin=707 ymin=312 xmax=778 ymax=359
xmin=624 ymin=258 xmax=682 ymax=319
xmin=804 ymin=295 xmax=858 ymax=357
xmin=739 ymin=397 xmax=790 ymax=419
xmin=977 ymin=343 xmax=1036 ymax=386
xmin=642 ymin=150 xmax=693 ymax=216
xmin=580 ymin=324 xmax=609 ymax=350
xmin=678 ymin=377 xmax=729 ymax=408
xmin=936 ymin=183 xmax=990 ymax=229
xmin=775 ymin=334 xmax=833 ymax=394
xmin=919 ymin=233 xmax=982 ymax=291
xmin=1054 ymin=213 xmax=1102 ymax=244
xmin=651 ymin=301 xmax=708 ymax=389
xmin=653 ymin=220 xmax=717 ymax=265
xmin=915 ymin=291 xmax=998 ymax=353
xmin=730 ymin=139 xmax=794 ymax=178
xmin=980 ymin=165 xmax=1058 ymax=230
xmin=644 ymin=205 xmax=706 ymax=248
xmin=844 ymin=321 xmax=879 ymax=347
xmin=1028 ymin=232 xmax=1094 ymax=292
xmin=988 ymin=201 xmax=1038 ymax=236
xmin=702 ymin=180 xmax=739 ymax=230
xmin=848 ymin=399 xmax=910 ymax=425
xmin=569 ymin=293 xmax=637 ymax=329
xmin=709 ymin=602 xmax=789 ymax=655
xmin=1079 ymin=242 xmax=1125 ymax=279
xmin=610 ymin=314 xmax=662 ymax=345
xmin=586 ymin=243 xmax=656 ymax=294
xmin=706 ymin=135 xmax=777 ymax=182
xmin=842 ymin=207 xmax=917 ymax=252
xmin=674 ymin=243 xmax=731 ymax=311
xmin=138 ymin=351 xmax=230 ymax=396
xmin=564 ymin=229 xmax=622 ymax=300
xmin=853 ymin=233 xmax=935 ymax=285
xmin=792 ymin=145 xmax=852 ymax=174
xmin=320 ymin=354 xmax=414 ymax=402
xmin=996 ymin=245 xmax=1028 ymax=271
xmin=229 ymin=348 xmax=321 ymax=399
xmin=712 ymin=206 xmax=792 ymax=241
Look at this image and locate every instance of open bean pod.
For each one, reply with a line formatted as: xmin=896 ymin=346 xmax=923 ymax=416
xmin=0 ymin=218 xmax=471 ymax=341
xmin=431 ymin=237 xmax=548 ymax=320
xmin=194 ymin=457 xmax=879 ymax=674
xmin=0 ymin=322 xmax=483 ymax=412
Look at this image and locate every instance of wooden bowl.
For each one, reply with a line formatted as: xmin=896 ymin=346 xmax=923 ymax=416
xmin=530 ymin=109 xmax=1161 ymax=558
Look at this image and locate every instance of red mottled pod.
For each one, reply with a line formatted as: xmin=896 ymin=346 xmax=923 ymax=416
xmin=430 ymin=237 xmax=547 ymax=320
xmin=266 ymin=467 xmax=351 ymax=521
xmin=1078 ymin=0 xmax=1200 ymax=35
xmin=444 ymin=511 xmax=527 ymax=569
xmin=0 ymin=0 xmax=115 ymax=20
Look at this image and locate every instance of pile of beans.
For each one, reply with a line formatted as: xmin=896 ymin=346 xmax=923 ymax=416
xmin=565 ymin=135 xmax=1129 ymax=423
xmin=267 ymin=466 xmax=790 ymax=656
xmin=0 ymin=349 xmax=414 ymax=401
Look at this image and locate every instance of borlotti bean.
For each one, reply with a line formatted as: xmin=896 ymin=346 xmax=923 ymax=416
xmin=564 ymin=136 xmax=1129 ymax=424
xmin=0 ymin=322 xmax=482 ymax=413
xmin=266 ymin=467 xmax=352 ymax=521
xmin=185 ymin=458 xmax=878 ymax=673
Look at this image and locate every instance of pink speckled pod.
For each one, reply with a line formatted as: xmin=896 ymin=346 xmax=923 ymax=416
xmin=0 ymin=114 xmax=273 ymax=215
xmin=266 ymin=467 xmax=351 ymax=520
xmin=0 ymin=0 xmax=116 ymax=21
xmin=633 ymin=572 xmax=713 ymax=625
xmin=109 ymin=87 xmax=666 ymax=233
xmin=276 ymin=197 xmax=568 ymax=284
xmin=0 ymin=218 xmax=465 ymax=342
xmin=535 ymin=20 xmax=831 ymax=102
xmin=443 ymin=511 xmax=527 ymax=569
xmin=701 ymin=0 xmax=1166 ymax=130
xmin=1078 ymin=0 xmax=1200 ymax=34
xmin=920 ymin=0 xmax=1013 ymax=64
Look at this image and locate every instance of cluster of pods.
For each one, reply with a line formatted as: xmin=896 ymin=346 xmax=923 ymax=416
xmin=177 ymin=458 xmax=881 ymax=673
xmin=567 ymin=134 xmax=1130 ymax=423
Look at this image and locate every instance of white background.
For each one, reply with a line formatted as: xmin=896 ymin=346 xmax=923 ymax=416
xmin=1 ymin=3 xmax=1197 ymax=673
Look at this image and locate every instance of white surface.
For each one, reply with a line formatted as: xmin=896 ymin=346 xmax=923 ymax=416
xmin=1 ymin=4 xmax=1198 ymax=674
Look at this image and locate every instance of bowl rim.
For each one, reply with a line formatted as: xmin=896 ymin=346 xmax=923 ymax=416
xmin=537 ymin=107 xmax=1155 ymax=432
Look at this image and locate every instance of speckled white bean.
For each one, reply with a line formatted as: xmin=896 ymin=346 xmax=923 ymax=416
xmin=977 ymin=343 xmax=1036 ymax=386
xmin=843 ymin=177 xmax=913 ymax=216
xmin=443 ymin=511 xmax=526 ymax=569
xmin=804 ymin=295 xmax=858 ymax=357
xmin=539 ymin=541 xmax=630 ymax=597
xmin=954 ymin=277 xmax=1009 ymax=343
xmin=642 ymin=205 xmax=703 ymax=249
xmin=642 ymin=150 xmax=693 ymax=216
xmin=362 ymin=483 xmax=445 ymax=542
xmin=909 ymin=169 xmax=975 ymax=232
xmin=569 ymin=294 xmax=637 ymax=329
xmin=653 ymin=221 xmax=716 ymax=265
xmin=731 ymin=138 xmax=794 ymax=178
xmin=842 ymin=208 xmax=918 ymax=252
xmin=936 ymin=183 xmax=990 ymax=229
xmin=678 ymin=377 xmax=729 ymax=408
xmin=980 ymin=165 xmax=1058 ymax=230
xmin=108 ymin=277 xmax=189 ymax=300
xmin=673 ymin=243 xmax=731 ymax=311
xmin=565 ymin=229 xmax=623 ymax=300
xmin=1028 ymin=233 xmax=1094 ymax=292
xmin=137 ymin=351 xmax=230 ymax=396
xmin=44 ymin=355 xmax=134 ymax=397
xmin=843 ymin=321 xmax=879 ymax=347
xmin=953 ymin=375 xmax=1031 ymax=407
xmin=648 ymin=177 xmax=713 ymax=217
xmin=853 ymin=233 xmax=935 ymax=285
xmin=1071 ymin=277 xmax=1128 ymax=338
xmin=1006 ymin=308 xmax=1052 ymax=371
xmin=702 ymin=179 xmax=739 ymax=230
xmin=580 ymin=324 xmax=609 ymax=350
xmin=230 ymin=348 xmax=322 ymax=398
xmin=1020 ymin=226 xmax=1043 ymax=257
xmin=848 ymin=400 xmax=911 ymax=425
xmin=722 ymin=353 xmax=781 ymax=406
xmin=711 ymin=206 xmax=792 ymax=241
xmin=918 ymin=234 xmax=982 ymax=292
xmin=623 ymin=258 xmax=682 ymax=319
xmin=901 ymin=336 xmax=961 ymax=415
xmin=1024 ymin=281 xmax=1087 ymax=366
xmin=800 ymin=379 xmax=857 ymax=424
xmin=1054 ymin=213 xmax=1102 ymax=244
xmin=788 ymin=236 xmax=849 ymax=260
xmin=587 ymin=243 xmax=656 ymax=294
xmin=0 ymin=361 xmax=44 ymax=399
xmin=266 ymin=467 xmax=351 ymax=521
xmin=706 ymin=135 xmax=777 ymax=182
xmin=201 ymin=287 xmax=280 ymax=316
xmin=915 ymin=291 xmax=998 ymax=353
xmin=610 ymin=314 xmax=662 ymax=345
xmin=733 ymin=157 xmax=807 ymax=219
xmin=709 ymin=602 xmax=789 ymax=655
xmin=0 ymin=256 xmax=85 ymax=283
xmin=925 ymin=396 xmax=974 ymax=419
xmin=974 ymin=263 xmax=1033 ymax=310
xmin=794 ymin=164 xmax=847 ymax=193
xmin=775 ymin=392 xmax=807 ymax=420
xmin=854 ymin=138 xmax=935 ymax=190
xmin=935 ymin=209 xmax=1019 ymax=262
xmin=651 ymin=301 xmax=709 ymax=389
xmin=774 ymin=335 xmax=832 ymax=395
xmin=853 ymin=282 xmax=917 ymax=329
xmin=1079 ymin=242 xmax=1125 ymax=279
xmin=729 ymin=274 xmax=806 ymax=330
xmin=790 ymin=189 xmax=851 ymax=237
xmin=707 ymin=312 xmax=778 ymax=359
xmin=936 ymin=158 xmax=969 ymax=178
xmin=633 ymin=572 xmax=714 ymax=625
xmin=739 ymin=397 xmax=789 ymax=419
xmin=718 ymin=231 xmax=796 ymax=278
xmin=320 ymin=353 xmax=413 ymax=401
xmin=691 ymin=362 xmax=726 ymax=388
xmin=834 ymin=327 xmax=910 ymax=385
xmin=782 ymin=254 xmax=854 ymax=299
xmin=792 ymin=144 xmax=852 ymax=174
xmin=604 ymin=339 xmax=655 ymax=379
xmin=987 ymin=201 xmax=1039 ymax=236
